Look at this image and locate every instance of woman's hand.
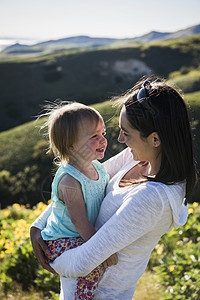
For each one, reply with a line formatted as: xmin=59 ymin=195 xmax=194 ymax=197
xmin=30 ymin=226 xmax=57 ymax=274
xmin=103 ymin=253 xmax=118 ymax=268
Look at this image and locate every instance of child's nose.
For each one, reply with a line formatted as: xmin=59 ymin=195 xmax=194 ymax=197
xmin=101 ymin=135 xmax=107 ymax=143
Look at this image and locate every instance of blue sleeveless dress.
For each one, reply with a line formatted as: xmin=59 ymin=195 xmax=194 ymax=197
xmin=41 ymin=160 xmax=109 ymax=240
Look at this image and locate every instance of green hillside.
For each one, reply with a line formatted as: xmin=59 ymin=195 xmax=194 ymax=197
xmin=0 ymin=35 xmax=200 ymax=131
xmin=0 ymin=90 xmax=200 ymax=208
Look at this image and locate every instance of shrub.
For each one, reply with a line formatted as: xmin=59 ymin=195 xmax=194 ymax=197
xmin=149 ymin=202 xmax=200 ymax=299
xmin=155 ymin=242 xmax=200 ymax=299
xmin=0 ymin=202 xmax=60 ymax=297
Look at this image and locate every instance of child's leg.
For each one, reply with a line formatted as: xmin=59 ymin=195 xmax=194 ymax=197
xmin=45 ymin=238 xmax=105 ymax=299
xmin=75 ymin=264 xmax=105 ymax=300
xmin=45 ymin=237 xmax=84 ymax=260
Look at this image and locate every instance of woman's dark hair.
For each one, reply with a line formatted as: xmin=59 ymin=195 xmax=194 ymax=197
xmin=123 ymin=78 xmax=198 ymax=203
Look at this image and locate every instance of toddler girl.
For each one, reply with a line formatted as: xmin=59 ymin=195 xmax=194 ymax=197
xmin=40 ymin=102 xmax=117 ymax=299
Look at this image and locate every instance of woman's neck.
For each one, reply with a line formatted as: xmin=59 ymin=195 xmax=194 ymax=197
xmin=146 ymin=153 xmax=162 ymax=178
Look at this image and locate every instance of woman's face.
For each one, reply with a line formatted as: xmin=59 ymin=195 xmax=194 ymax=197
xmin=118 ymin=107 xmax=159 ymax=162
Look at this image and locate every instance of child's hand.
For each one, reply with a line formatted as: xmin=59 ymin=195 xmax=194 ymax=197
xmin=103 ymin=253 xmax=118 ymax=268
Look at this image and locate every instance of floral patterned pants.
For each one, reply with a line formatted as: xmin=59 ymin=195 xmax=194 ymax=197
xmin=46 ymin=237 xmax=105 ymax=299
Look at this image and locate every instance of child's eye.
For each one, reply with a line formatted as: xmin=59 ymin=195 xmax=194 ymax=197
xmin=91 ymin=135 xmax=97 ymax=139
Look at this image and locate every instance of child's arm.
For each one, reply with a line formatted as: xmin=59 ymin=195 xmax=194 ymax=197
xmin=59 ymin=174 xmax=118 ymax=267
xmin=58 ymin=174 xmax=96 ymax=241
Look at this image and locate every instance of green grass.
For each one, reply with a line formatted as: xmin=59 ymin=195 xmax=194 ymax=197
xmin=168 ymin=69 xmax=200 ymax=93
xmin=0 ymin=118 xmax=45 ymax=173
xmin=133 ymin=271 xmax=164 ymax=299
xmin=185 ymin=90 xmax=200 ymax=107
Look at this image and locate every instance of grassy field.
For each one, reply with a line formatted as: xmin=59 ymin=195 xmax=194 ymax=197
xmin=0 ymin=270 xmax=163 ymax=300
xmin=133 ymin=271 xmax=164 ymax=300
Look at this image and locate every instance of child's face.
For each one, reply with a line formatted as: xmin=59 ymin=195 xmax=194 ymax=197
xmin=71 ymin=118 xmax=107 ymax=162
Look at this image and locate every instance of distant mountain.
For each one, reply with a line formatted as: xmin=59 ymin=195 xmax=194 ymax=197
xmin=3 ymin=43 xmax=32 ymax=52
xmin=3 ymin=42 xmax=43 ymax=54
xmin=2 ymin=36 xmax=120 ymax=54
xmin=129 ymin=24 xmax=200 ymax=43
xmin=164 ymin=24 xmax=200 ymax=40
xmin=130 ymin=31 xmax=170 ymax=43
xmin=1 ymin=24 xmax=200 ymax=54
xmin=37 ymin=35 xmax=118 ymax=46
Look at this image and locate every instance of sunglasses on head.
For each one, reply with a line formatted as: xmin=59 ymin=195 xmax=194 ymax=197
xmin=137 ymin=80 xmax=151 ymax=102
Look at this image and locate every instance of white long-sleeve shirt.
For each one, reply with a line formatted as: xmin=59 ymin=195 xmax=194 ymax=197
xmin=31 ymin=148 xmax=188 ymax=299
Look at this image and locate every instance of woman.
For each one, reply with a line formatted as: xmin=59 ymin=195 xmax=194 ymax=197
xmin=30 ymin=78 xmax=197 ymax=299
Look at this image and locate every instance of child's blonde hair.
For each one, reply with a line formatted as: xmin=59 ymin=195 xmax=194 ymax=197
xmin=45 ymin=101 xmax=103 ymax=162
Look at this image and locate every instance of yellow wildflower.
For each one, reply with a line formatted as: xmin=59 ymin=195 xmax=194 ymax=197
xmin=37 ymin=202 xmax=47 ymax=210
xmin=12 ymin=203 xmax=21 ymax=209
xmin=0 ymin=238 xmax=6 ymax=246
xmin=188 ymin=208 xmax=194 ymax=215
xmin=4 ymin=240 xmax=14 ymax=253
xmin=29 ymin=213 xmax=35 ymax=219
xmin=5 ymin=248 xmax=13 ymax=254
xmin=192 ymin=202 xmax=199 ymax=207
xmin=2 ymin=209 xmax=10 ymax=217
xmin=16 ymin=240 xmax=21 ymax=245
xmin=2 ymin=223 xmax=8 ymax=229
xmin=157 ymin=245 xmax=163 ymax=255
xmin=17 ymin=219 xmax=27 ymax=227
xmin=169 ymin=265 xmax=175 ymax=272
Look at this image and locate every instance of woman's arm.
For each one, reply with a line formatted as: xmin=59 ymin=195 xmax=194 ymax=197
xmin=30 ymin=202 xmax=57 ymax=273
xmin=31 ymin=201 xmax=53 ymax=230
xmin=50 ymin=183 xmax=164 ymax=277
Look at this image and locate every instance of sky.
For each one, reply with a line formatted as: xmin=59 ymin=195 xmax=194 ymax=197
xmin=0 ymin=0 xmax=200 ymax=43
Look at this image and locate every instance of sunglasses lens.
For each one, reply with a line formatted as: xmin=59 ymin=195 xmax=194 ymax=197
xmin=137 ymin=87 xmax=146 ymax=100
xmin=137 ymin=80 xmax=151 ymax=101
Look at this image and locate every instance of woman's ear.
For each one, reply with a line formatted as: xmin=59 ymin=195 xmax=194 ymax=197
xmin=151 ymin=132 xmax=161 ymax=148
